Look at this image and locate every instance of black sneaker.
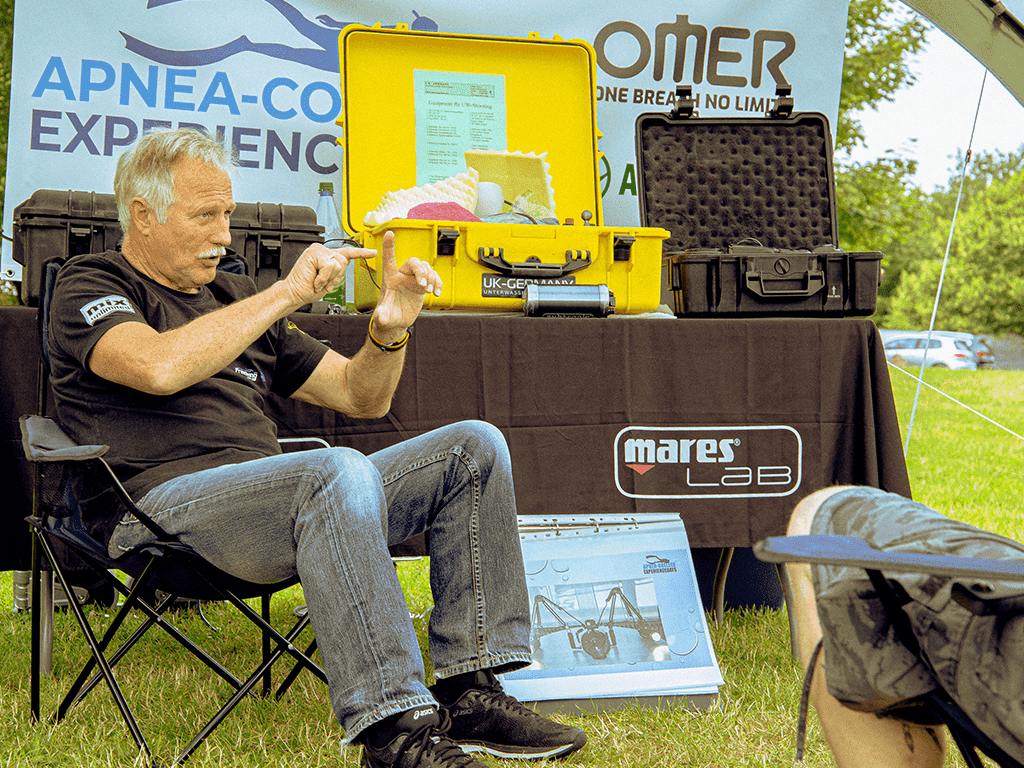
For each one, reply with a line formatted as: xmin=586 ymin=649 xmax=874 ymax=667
xmin=360 ymin=706 xmax=488 ymax=768
xmin=431 ymin=670 xmax=587 ymax=760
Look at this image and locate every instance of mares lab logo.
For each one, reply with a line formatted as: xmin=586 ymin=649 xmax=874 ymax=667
xmin=614 ymin=425 xmax=801 ymax=500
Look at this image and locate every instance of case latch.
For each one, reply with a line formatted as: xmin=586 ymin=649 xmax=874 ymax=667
xmin=671 ymin=85 xmax=698 ymax=119
xmin=613 ymin=235 xmax=636 ymax=262
xmin=769 ymin=84 xmax=794 ymax=118
xmin=67 ymin=224 xmax=96 ymax=258
xmin=437 ymin=228 xmax=460 ymax=256
xmin=250 ymin=234 xmax=283 ymax=291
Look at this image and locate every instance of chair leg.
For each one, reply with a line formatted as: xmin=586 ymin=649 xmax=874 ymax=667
xmin=946 ymin=726 xmax=987 ymax=768
xmin=262 ymin=594 xmax=271 ymax=697
xmin=29 ymin=525 xmax=325 ymax=765
xmin=712 ymin=547 xmax=734 ymax=624
xmin=276 ymin=632 xmax=317 ymax=700
xmin=274 ymin=603 xmax=318 ymax=700
xmin=38 ymin=533 xmax=152 ymax=760
xmin=221 ymin=591 xmax=326 ymax=684
xmin=30 ymin=532 xmax=43 ymax=721
xmin=174 ymin=604 xmax=322 ymax=765
xmin=60 ymin=574 xmax=188 ymax=714
xmin=775 ymin=562 xmax=801 ymax=663
xmin=28 ymin=529 xmax=56 ymax=714
xmin=65 ymin=568 xmax=250 ymax=710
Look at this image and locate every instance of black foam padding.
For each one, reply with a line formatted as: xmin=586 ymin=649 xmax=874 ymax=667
xmin=637 ymin=115 xmax=836 ymax=252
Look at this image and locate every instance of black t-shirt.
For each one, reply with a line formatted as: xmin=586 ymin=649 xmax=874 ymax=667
xmin=48 ymin=251 xmax=330 ymax=544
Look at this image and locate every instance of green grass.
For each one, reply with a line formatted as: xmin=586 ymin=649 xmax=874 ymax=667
xmin=889 ymin=365 xmax=1024 ymax=538
xmin=2 ymin=365 xmax=1021 ymax=767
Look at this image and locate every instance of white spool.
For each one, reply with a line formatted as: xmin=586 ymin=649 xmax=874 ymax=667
xmin=475 ymin=182 xmax=504 ymax=217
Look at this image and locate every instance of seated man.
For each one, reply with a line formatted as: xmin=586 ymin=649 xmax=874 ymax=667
xmin=784 ymin=485 xmax=1024 ymax=767
xmin=47 ymin=127 xmax=586 ymax=768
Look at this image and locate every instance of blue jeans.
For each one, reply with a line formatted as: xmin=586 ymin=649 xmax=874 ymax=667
xmin=108 ymin=420 xmax=532 ymax=744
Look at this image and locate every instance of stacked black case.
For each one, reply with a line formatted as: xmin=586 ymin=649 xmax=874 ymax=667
xmin=635 ymin=88 xmax=882 ymax=317
xmin=12 ymin=190 xmax=323 ymax=306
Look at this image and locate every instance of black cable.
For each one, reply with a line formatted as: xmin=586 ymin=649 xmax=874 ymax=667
xmin=323 ymin=236 xmax=378 ymax=292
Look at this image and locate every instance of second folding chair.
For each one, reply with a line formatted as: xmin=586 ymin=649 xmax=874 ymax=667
xmin=755 ymin=532 xmax=1024 ymax=768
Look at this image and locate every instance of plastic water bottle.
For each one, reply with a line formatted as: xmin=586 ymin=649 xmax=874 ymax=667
xmin=315 ymin=182 xmax=356 ymax=312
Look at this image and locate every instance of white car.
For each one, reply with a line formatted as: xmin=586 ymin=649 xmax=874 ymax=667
xmin=929 ymin=331 xmax=997 ymax=369
xmin=882 ymin=332 xmax=978 ymax=370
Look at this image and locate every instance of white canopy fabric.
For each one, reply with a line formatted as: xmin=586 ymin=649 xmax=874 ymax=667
xmin=904 ymin=0 xmax=1024 ymax=106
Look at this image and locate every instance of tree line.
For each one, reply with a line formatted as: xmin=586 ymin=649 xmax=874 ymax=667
xmin=836 ymin=1 xmax=1024 ymax=336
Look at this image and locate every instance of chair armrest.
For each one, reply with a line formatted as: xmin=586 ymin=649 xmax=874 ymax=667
xmin=754 ymin=534 xmax=1024 ymax=582
xmin=278 ymin=437 xmax=331 ymax=450
xmin=20 ymin=414 xmax=172 ymax=541
xmin=20 ymin=415 xmax=108 ymax=462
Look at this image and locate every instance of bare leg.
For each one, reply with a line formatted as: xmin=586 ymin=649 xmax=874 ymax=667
xmin=782 ymin=487 xmax=947 ymax=768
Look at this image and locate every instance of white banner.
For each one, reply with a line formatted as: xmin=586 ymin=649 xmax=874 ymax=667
xmin=1 ymin=0 xmax=851 ymax=281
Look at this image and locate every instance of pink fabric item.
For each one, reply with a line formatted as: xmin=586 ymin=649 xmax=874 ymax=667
xmin=406 ymin=202 xmax=481 ymax=221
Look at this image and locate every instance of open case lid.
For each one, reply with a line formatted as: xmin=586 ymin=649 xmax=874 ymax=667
xmin=335 ymin=24 xmax=604 ymax=236
xmin=634 ymin=95 xmax=838 ymax=253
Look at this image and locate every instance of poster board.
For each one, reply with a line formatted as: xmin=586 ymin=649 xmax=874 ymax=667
xmin=503 ymin=514 xmax=723 ymax=715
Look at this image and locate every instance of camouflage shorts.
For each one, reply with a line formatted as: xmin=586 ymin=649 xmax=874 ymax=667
xmin=810 ymin=487 xmax=1024 ymax=760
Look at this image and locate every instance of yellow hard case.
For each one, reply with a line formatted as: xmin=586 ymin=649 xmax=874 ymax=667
xmin=335 ymin=24 xmax=669 ymax=314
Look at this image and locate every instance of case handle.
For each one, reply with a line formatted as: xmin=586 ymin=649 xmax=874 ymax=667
xmin=744 ymin=268 xmax=824 ymax=297
xmin=477 ymin=247 xmax=592 ymax=278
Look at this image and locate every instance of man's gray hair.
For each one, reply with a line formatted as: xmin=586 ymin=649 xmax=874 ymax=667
xmin=113 ymin=127 xmax=238 ymax=234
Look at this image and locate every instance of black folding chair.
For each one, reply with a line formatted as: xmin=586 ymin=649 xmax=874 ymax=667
xmin=755 ymin=533 xmax=1024 ymax=768
xmin=22 ymin=413 xmax=328 ymax=765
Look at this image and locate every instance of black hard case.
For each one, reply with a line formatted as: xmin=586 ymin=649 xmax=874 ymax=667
xmin=634 ymin=92 xmax=881 ymax=317
xmin=12 ymin=190 xmax=323 ymax=305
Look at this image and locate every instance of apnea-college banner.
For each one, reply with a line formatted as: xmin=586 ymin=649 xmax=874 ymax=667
xmin=1 ymin=0 xmax=851 ymax=281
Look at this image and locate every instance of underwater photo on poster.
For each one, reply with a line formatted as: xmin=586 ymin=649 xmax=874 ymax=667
xmin=515 ymin=548 xmax=714 ymax=679
xmin=502 ymin=515 xmax=723 ymax=704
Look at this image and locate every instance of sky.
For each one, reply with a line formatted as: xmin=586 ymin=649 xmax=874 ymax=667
xmin=845 ymin=21 xmax=1024 ymax=192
